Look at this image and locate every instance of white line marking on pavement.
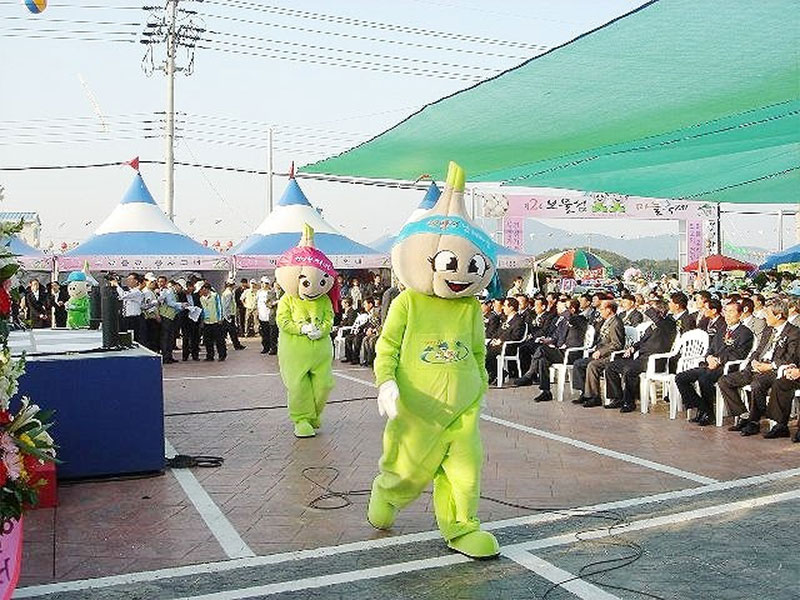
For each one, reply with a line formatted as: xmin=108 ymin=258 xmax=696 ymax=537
xmin=109 ymin=488 xmax=800 ymax=600
xmin=481 ymin=414 xmax=718 ymax=484
xmin=169 ymin=555 xmax=469 ymax=600
xmin=508 ymin=487 xmax=800 ymax=554
xmin=331 ymin=370 xmax=377 ymax=386
xmin=164 ymin=438 xmax=255 ymax=560
xmin=329 ymin=371 xmax=718 ymax=484
xmin=15 ymin=467 xmax=800 ymax=597
xmin=503 ymin=548 xmax=621 ymax=600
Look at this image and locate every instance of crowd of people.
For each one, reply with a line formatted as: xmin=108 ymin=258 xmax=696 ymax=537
xmin=485 ymin=275 xmax=800 ymax=442
xmin=15 ymin=267 xmax=800 ymax=441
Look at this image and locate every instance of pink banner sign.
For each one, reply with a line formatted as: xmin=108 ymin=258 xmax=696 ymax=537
xmin=0 ymin=518 xmax=22 ymax=600
xmin=687 ymin=220 xmax=704 ymax=265
xmin=501 ymin=217 xmax=524 ymax=252
xmin=502 ymin=192 xmax=715 ymax=221
xmin=19 ymin=256 xmax=53 ymax=272
xmin=57 ymin=255 xmax=232 ymax=272
xmin=236 ymin=254 xmax=390 ymax=271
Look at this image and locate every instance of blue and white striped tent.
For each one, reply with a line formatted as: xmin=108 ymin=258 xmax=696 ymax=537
xmin=371 ymin=182 xmax=533 ymax=269
xmin=59 ymin=173 xmax=228 ymax=272
xmin=233 ymin=176 xmax=388 ymax=270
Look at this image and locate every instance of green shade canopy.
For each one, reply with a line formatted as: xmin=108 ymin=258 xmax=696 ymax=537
xmin=304 ymin=0 xmax=800 ymax=204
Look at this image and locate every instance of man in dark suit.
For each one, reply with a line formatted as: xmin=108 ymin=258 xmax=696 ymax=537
xmin=692 ymin=291 xmax=712 ymax=332
xmin=573 ymin=300 xmax=626 ymax=407
xmin=719 ymin=298 xmax=800 ymax=436
xmin=675 ymin=301 xmax=754 ymax=426
xmin=529 ymin=296 xmax=557 ymax=339
xmin=702 ymin=299 xmax=724 ymax=340
xmin=25 ymin=279 xmax=51 ymax=328
xmin=668 ymin=292 xmax=696 ymax=335
xmin=482 ymin=300 xmax=501 ymax=339
xmin=509 ymin=296 xmax=568 ymax=387
xmin=486 ymin=297 xmax=526 ymax=384
xmin=515 ymin=299 xmax=588 ymax=401
xmin=603 ymin=299 xmax=677 ymax=413
xmin=619 ymin=294 xmax=644 ymax=327
xmin=764 ymin=365 xmax=800 ymax=440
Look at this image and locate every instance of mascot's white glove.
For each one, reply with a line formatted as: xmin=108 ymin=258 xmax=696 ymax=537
xmin=377 ymin=380 xmax=399 ymax=420
xmin=300 ymin=323 xmax=315 ymax=335
xmin=307 ymin=328 xmax=323 ymax=341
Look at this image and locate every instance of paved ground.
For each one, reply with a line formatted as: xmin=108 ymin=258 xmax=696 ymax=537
xmin=14 ymin=338 xmax=800 ymax=599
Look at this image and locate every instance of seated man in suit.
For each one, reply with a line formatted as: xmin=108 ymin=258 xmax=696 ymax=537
xmin=691 ymin=291 xmax=713 ymax=332
xmin=740 ymin=297 xmax=766 ymax=347
xmin=518 ymin=299 xmax=588 ymax=402
xmin=619 ymin=293 xmax=644 ymax=327
xmin=509 ymin=296 xmax=568 ymax=387
xmin=482 ymin=299 xmax=501 ymax=339
xmin=573 ymin=299 xmax=625 ymax=407
xmin=485 ymin=296 xmax=526 ymax=384
xmin=602 ymin=299 xmax=677 ymax=413
xmin=719 ymin=298 xmax=800 ymax=436
xmin=675 ymin=300 xmax=753 ymax=426
xmin=668 ymin=292 xmax=696 ymax=335
xmin=764 ymin=364 xmax=800 ymax=440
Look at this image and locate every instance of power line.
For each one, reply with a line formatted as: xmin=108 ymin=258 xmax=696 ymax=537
xmin=199 ymin=10 xmax=536 ymax=60
xmin=203 ymin=0 xmax=546 ymax=51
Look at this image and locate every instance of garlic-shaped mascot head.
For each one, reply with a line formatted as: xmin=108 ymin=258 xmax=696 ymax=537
xmin=275 ymin=223 xmax=340 ymax=309
xmin=66 ymin=270 xmax=89 ymax=300
xmin=392 ymin=161 xmax=499 ymax=299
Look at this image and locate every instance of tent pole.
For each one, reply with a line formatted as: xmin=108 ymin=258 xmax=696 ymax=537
xmin=715 ymin=204 xmax=721 ymax=254
xmin=777 ymin=209 xmax=783 ymax=251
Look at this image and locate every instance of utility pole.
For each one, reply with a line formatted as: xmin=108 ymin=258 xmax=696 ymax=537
xmin=140 ymin=1 xmax=204 ymax=222
xmin=266 ymin=127 xmax=274 ymax=217
xmin=164 ymin=0 xmax=177 ymax=222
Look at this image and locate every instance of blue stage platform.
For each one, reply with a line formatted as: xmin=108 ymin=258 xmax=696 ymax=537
xmin=11 ymin=331 xmax=165 ymax=479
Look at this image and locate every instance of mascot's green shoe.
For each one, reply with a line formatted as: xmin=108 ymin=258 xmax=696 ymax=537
xmin=367 ymin=493 xmax=397 ymax=530
xmin=309 ymin=418 xmax=321 ymax=429
xmin=293 ymin=420 xmax=316 ymax=438
xmin=447 ymin=531 xmax=500 ymax=559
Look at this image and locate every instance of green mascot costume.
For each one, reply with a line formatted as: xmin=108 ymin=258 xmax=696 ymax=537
xmin=65 ymin=271 xmax=90 ymax=329
xmin=368 ymin=161 xmax=501 ymax=559
xmin=275 ymin=224 xmax=339 ymax=439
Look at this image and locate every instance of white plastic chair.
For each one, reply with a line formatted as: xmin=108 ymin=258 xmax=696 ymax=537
xmin=496 ymin=323 xmax=528 ymax=387
xmin=641 ymin=329 xmax=709 ymax=416
xmin=550 ymin=325 xmax=595 ymax=402
xmin=333 ymin=326 xmax=352 ymax=361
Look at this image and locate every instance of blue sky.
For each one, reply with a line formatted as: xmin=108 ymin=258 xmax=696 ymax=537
xmin=0 ymin=0 xmax=795 ymax=255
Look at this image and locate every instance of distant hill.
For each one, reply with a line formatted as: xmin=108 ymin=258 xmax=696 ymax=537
xmin=522 ymin=220 xmax=679 ymax=260
xmin=538 ymin=247 xmax=678 ymax=277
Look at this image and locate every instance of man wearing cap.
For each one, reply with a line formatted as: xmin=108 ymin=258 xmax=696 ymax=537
xmin=221 ymin=278 xmax=245 ymax=351
xmin=242 ymin=279 xmax=259 ymax=337
xmin=257 ymin=276 xmax=277 ymax=354
xmin=198 ymin=282 xmax=227 ymax=361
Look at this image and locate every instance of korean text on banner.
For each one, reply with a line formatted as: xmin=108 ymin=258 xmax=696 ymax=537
xmin=502 ymin=217 xmax=524 ymax=252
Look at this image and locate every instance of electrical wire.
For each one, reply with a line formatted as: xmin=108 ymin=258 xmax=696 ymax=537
xmin=200 ymin=9 xmax=536 ymax=61
xmin=299 ymin=465 xmax=666 ymax=600
xmin=202 ymin=0 xmax=546 ymax=51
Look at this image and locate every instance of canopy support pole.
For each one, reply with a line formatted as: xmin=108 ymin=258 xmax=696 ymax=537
xmin=163 ymin=0 xmax=177 ymax=222
xmin=266 ymin=126 xmax=274 ymax=217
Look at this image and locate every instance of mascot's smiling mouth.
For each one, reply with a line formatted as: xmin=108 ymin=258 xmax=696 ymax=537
xmin=445 ymin=280 xmax=473 ymax=293
xmin=303 ymin=292 xmax=323 ymax=299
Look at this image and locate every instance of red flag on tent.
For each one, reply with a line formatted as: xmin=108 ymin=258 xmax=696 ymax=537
xmin=123 ymin=157 xmax=140 ymax=172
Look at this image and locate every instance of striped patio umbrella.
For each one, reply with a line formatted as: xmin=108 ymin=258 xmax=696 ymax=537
xmin=543 ymin=249 xmax=613 ymax=274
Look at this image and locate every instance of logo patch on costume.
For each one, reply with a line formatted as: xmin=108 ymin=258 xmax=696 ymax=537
xmin=420 ymin=340 xmax=469 ymax=364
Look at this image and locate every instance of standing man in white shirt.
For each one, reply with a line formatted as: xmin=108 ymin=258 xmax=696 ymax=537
xmin=242 ymin=279 xmax=259 ymax=337
xmin=111 ymin=272 xmax=146 ymax=344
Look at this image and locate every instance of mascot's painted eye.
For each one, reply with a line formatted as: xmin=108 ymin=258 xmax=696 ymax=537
xmin=467 ymin=254 xmax=487 ymax=277
xmin=302 ymin=279 xmax=311 ymax=288
xmin=432 ymin=250 xmax=459 ymax=273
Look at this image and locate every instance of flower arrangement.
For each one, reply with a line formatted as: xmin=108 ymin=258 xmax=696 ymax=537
xmin=0 ymin=221 xmax=57 ymax=526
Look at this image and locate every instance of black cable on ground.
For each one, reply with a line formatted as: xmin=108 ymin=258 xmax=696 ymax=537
xmin=165 ymin=455 xmax=224 ymax=468
xmin=163 ymin=395 xmax=377 ymax=418
xmin=300 ymin=465 xmax=666 ymax=600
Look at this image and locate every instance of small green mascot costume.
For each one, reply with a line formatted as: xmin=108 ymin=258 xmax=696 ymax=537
xmin=65 ymin=271 xmax=90 ymax=329
xmin=275 ymin=224 xmax=339 ymax=438
xmin=368 ymin=161 xmax=501 ymax=559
